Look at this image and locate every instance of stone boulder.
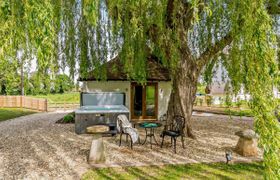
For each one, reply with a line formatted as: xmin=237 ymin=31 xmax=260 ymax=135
xmin=235 ymin=129 xmax=259 ymax=157
xmin=86 ymin=125 xmax=109 ymax=134
xmin=235 ymin=129 xmax=259 ymax=140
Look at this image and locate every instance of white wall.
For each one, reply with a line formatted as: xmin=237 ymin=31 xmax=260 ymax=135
xmin=210 ymin=82 xmax=226 ymax=95
xmin=82 ymin=81 xmax=172 ymax=119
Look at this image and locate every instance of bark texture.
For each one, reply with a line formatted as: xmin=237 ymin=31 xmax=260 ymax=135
xmin=166 ymin=58 xmax=199 ymax=139
xmin=164 ymin=0 xmax=232 ymax=139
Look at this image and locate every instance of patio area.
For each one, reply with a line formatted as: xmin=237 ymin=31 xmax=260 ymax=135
xmin=0 ymin=112 xmax=262 ymax=179
xmin=100 ymin=112 xmax=262 ymax=167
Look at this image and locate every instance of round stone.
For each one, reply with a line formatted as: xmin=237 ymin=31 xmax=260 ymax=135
xmin=86 ymin=125 xmax=109 ymax=134
xmin=235 ymin=129 xmax=259 ymax=140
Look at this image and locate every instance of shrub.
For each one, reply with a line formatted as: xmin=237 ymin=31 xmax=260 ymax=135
xmin=199 ymin=98 xmax=203 ymax=106
xmin=236 ymin=97 xmax=242 ymax=108
xmin=225 ymin=95 xmax=233 ymax=108
xmin=205 ymin=95 xmax=213 ymax=107
xmin=63 ymin=114 xmax=74 ymax=123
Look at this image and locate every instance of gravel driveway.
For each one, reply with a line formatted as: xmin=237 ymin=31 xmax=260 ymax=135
xmin=0 ymin=112 xmax=93 ymax=180
xmin=0 ymin=112 xmax=262 ymax=179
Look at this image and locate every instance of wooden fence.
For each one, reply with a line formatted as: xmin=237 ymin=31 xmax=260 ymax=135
xmin=0 ymin=96 xmax=48 ymax=112
xmin=47 ymin=102 xmax=79 ymax=112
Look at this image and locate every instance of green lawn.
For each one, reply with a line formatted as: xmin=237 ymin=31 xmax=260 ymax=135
xmin=29 ymin=92 xmax=80 ymax=103
xmin=224 ymin=109 xmax=253 ymax=117
xmin=194 ymin=106 xmax=254 ymax=117
xmin=82 ymin=162 xmax=263 ymax=180
xmin=0 ymin=108 xmax=37 ymax=122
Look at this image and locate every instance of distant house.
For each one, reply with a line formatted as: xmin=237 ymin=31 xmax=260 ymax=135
xmin=79 ymin=56 xmax=172 ymax=120
xmin=209 ymin=63 xmax=280 ymax=99
xmin=210 ymin=82 xmax=280 ymax=99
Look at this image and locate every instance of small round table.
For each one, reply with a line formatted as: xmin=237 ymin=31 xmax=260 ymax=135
xmin=139 ymin=122 xmax=162 ymax=149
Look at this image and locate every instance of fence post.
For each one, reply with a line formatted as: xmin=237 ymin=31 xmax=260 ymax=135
xmin=45 ymin=99 xmax=48 ymax=112
xmin=20 ymin=96 xmax=22 ymax=108
xmin=36 ymin=99 xmax=39 ymax=111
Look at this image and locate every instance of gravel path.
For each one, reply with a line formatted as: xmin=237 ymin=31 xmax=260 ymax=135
xmin=102 ymin=113 xmax=262 ymax=168
xmin=0 ymin=112 xmax=262 ymax=179
xmin=0 ymin=112 xmax=93 ymax=180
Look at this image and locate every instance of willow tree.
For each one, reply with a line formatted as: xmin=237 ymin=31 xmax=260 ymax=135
xmin=99 ymin=3 xmax=279 ymax=179
xmin=0 ymin=0 xmax=280 ymax=178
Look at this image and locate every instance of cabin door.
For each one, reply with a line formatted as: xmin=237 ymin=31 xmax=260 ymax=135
xmin=131 ymin=82 xmax=158 ymax=120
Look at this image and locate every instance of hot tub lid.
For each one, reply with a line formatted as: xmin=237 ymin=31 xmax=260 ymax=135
xmin=75 ymin=105 xmax=129 ymax=114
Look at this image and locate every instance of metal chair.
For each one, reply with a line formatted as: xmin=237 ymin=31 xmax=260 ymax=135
xmin=160 ymin=115 xmax=185 ymax=153
xmin=117 ymin=118 xmax=133 ymax=149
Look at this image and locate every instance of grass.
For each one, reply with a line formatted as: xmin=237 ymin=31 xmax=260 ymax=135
xmin=194 ymin=106 xmax=254 ymax=117
xmin=82 ymin=162 xmax=263 ymax=180
xmin=29 ymin=92 xmax=80 ymax=103
xmin=224 ymin=109 xmax=253 ymax=117
xmin=0 ymin=108 xmax=37 ymax=122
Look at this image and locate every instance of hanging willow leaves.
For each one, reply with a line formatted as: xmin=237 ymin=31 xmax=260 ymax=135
xmin=0 ymin=0 xmax=279 ymax=178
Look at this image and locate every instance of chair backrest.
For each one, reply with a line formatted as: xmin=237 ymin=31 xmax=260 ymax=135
xmin=117 ymin=114 xmax=131 ymax=132
xmin=117 ymin=118 xmax=122 ymax=132
xmin=171 ymin=115 xmax=185 ymax=133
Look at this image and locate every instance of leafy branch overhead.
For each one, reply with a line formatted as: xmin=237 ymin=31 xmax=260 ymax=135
xmin=0 ymin=0 xmax=279 ymax=178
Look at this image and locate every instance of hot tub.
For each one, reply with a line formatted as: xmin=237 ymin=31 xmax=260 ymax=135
xmin=75 ymin=92 xmax=129 ymax=134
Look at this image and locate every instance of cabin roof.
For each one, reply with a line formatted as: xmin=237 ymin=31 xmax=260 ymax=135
xmin=79 ymin=55 xmax=171 ymax=81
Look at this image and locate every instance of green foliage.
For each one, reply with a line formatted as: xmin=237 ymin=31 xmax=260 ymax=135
xmin=196 ymin=83 xmax=206 ymax=95
xmin=83 ymin=162 xmax=263 ymax=180
xmin=0 ymin=57 xmax=20 ymax=95
xmin=53 ymin=74 xmax=75 ymax=94
xmin=275 ymin=105 xmax=280 ymax=121
xmin=205 ymin=95 xmax=213 ymax=107
xmin=63 ymin=113 xmax=74 ymax=123
xmin=224 ymin=109 xmax=253 ymax=117
xmin=30 ymin=92 xmax=79 ymax=103
xmin=224 ymin=95 xmax=232 ymax=108
xmin=236 ymin=97 xmax=242 ymax=108
xmin=224 ymin=1 xmax=280 ymax=177
xmin=0 ymin=71 xmax=74 ymax=95
xmin=0 ymin=108 xmax=36 ymax=122
xmin=198 ymin=98 xmax=203 ymax=106
xmin=0 ymin=0 xmax=279 ymax=178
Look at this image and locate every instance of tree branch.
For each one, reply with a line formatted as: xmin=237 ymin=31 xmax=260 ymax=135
xmin=197 ymin=34 xmax=232 ymax=68
xmin=166 ymin=0 xmax=176 ymax=29
xmin=267 ymin=1 xmax=280 ymax=15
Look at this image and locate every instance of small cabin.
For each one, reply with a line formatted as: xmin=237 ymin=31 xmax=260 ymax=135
xmin=79 ymin=56 xmax=172 ymax=121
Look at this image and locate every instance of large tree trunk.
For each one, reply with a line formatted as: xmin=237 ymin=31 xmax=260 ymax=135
xmin=166 ymin=59 xmax=199 ymax=139
xmin=164 ymin=0 xmax=229 ymax=139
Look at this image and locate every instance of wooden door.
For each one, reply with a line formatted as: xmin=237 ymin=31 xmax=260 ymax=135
xmin=131 ymin=82 xmax=158 ymax=120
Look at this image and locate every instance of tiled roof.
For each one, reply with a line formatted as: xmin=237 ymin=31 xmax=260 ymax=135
xmin=79 ymin=55 xmax=171 ymax=81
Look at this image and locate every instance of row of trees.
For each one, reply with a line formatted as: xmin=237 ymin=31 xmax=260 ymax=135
xmin=0 ymin=73 xmax=75 ymax=95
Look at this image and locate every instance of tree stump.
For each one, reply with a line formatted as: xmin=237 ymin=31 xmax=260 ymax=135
xmin=235 ymin=129 xmax=259 ymax=157
xmin=86 ymin=125 xmax=109 ymax=164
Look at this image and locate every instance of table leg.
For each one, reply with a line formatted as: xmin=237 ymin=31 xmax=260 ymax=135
xmin=152 ymin=128 xmax=158 ymax=145
xmin=142 ymin=128 xmax=148 ymax=145
xmin=150 ymin=128 xmax=152 ymax=149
